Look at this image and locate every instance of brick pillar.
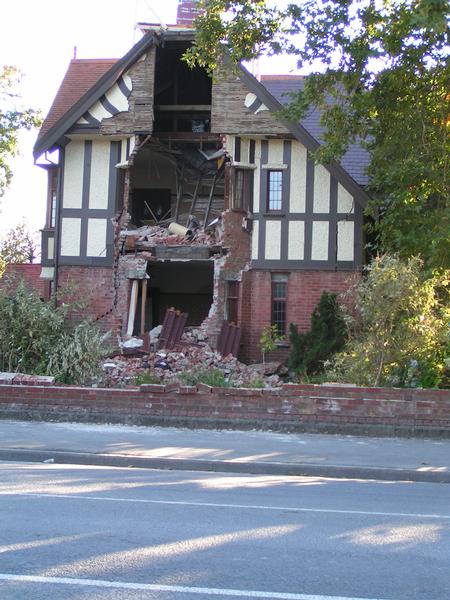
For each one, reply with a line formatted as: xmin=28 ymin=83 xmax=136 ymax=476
xmin=176 ymin=1 xmax=201 ymax=27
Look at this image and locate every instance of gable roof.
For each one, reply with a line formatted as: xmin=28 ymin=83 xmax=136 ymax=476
xmin=34 ymin=33 xmax=370 ymax=206
xmin=260 ymin=75 xmax=370 ymax=187
xmin=33 ymin=32 xmax=158 ymax=159
xmin=36 ymin=58 xmax=118 ymax=148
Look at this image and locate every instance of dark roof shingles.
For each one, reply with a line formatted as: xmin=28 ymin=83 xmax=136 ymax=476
xmin=261 ymin=76 xmax=370 ymax=186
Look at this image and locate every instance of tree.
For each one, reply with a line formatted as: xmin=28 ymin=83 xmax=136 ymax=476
xmin=186 ymin=1 xmax=449 ymax=271
xmin=0 ymin=222 xmax=38 ymax=265
xmin=327 ymin=255 xmax=450 ymax=388
xmin=288 ymin=292 xmax=347 ymax=377
xmin=0 ymin=65 xmax=41 ymax=197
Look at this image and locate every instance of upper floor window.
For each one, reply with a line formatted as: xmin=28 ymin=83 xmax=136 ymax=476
xmin=48 ymin=168 xmax=58 ymax=228
xmin=234 ymin=168 xmax=253 ymax=212
xmin=267 ymin=170 xmax=283 ymax=211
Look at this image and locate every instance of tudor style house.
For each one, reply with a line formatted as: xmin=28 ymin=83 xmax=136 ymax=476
xmin=34 ymin=1 xmax=370 ymax=363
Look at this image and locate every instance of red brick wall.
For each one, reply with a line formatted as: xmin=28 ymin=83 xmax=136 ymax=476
xmin=57 ymin=265 xmax=124 ymax=334
xmin=0 ymin=381 xmax=449 ymax=437
xmin=0 ymin=264 xmax=46 ymax=299
xmin=239 ymin=269 xmax=359 ymax=363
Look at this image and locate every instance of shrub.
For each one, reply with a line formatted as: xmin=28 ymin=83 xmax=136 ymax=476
xmin=0 ymin=281 xmax=109 ymax=385
xmin=47 ymin=323 xmax=109 ymax=385
xmin=179 ymin=368 xmax=230 ymax=388
xmin=259 ymin=325 xmax=284 ymax=363
xmin=246 ymin=378 xmax=265 ymax=389
xmin=134 ymin=371 xmax=160 ymax=386
xmin=326 ymin=256 xmax=449 ymax=388
xmin=288 ymin=292 xmax=347 ymax=376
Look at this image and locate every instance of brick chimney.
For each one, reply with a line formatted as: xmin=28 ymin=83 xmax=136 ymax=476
xmin=176 ymin=0 xmax=201 ymax=27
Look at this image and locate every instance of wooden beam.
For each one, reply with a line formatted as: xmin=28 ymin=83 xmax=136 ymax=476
xmin=127 ymin=280 xmax=139 ymax=337
xmin=140 ymin=279 xmax=148 ymax=336
xmin=155 ymin=105 xmax=212 ymax=112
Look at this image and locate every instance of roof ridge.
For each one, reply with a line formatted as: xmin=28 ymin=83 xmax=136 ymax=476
xmin=70 ymin=58 xmax=119 ymax=63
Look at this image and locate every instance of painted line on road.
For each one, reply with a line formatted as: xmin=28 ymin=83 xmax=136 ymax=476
xmin=5 ymin=492 xmax=450 ymax=520
xmin=0 ymin=573 xmax=391 ymax=599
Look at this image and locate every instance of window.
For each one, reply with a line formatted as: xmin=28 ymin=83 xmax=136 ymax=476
xmin=234 ymin=169 xmax=253 ymax=212
xmin=226 ymin=280 xmax=239 ymax=324
xmin=48 ymin=169 xmax=58 ymax=228
xmin=271 ymin=274 xmax=288 ymax=336
xmin=267 ymin=170 xmax=283 ymax=211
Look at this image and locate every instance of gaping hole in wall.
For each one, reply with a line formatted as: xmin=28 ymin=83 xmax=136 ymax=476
xmin=132 ymin=260 xmax=214 ymax=333
xmin=128 ymin=139 xmax=225 ymax=229
xmin=153 ymin=43 xmax=212 ymax=134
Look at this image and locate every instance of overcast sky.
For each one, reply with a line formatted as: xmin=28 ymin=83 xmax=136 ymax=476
xmin=0 ymin=0 xmax=298 ymax=239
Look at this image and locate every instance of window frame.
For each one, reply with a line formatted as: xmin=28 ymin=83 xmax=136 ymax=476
xmin=47 ymin=168 xmax=59 ymax=229
xmin=266 ymin=169 xmax=283 ymax=212
xmin=226 ymin=280 xmax=239 ymax=324
xmin=271 ymin=274 xmax=288 ymax=337
xmin=233 ymin=167 xmax=253 ymax=213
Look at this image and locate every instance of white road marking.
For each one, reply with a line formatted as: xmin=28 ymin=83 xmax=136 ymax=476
xmin=4 ymin=492 xmax=450 ymax=520
xmin=0 ymin=573 xmax=391 ymax=599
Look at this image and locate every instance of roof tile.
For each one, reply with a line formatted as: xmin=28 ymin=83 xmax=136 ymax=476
xmin=37 ymin=58 xmax=118 ymax=144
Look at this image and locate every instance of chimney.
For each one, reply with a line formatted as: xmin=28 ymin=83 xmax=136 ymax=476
xmin=176 ymin=0 xmax=201 ymax=28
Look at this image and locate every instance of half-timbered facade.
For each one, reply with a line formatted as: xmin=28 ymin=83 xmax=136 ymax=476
xmin=34 ymin=1 xmax=370 ymax=362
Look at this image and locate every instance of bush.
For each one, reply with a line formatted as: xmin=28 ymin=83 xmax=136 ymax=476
xmin=134 ymin=371 xmax=160 ymax=386
xmin=326 ymin=256 xmax=450 ymax=388
xmin=47 ymin=322 xmax=109 ymax=385
xmin=179 ymin=368 xmax=230 ymax=388
xmin=288 ymin=292 xmax=347 ymax=376
xmin=259 ymin=325 xmax=284 ymax=363
xmin=0 ymin=281 xmax=109 ymax=385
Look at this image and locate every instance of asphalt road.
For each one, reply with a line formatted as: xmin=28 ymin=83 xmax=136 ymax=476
xmin=0 ymin=462 xmax=449 ymax=600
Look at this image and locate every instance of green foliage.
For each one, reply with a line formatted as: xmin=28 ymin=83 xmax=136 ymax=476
xmin=0 ymin=281 xmax=109 ymax=385
xmin=0 ymin=222 xmax=38 ymax=265
xmin=179 ymin=368 xmax=231 ymax=388
xmin=327 ymin=256 xmax=450 ymax=388
xmin=259 ymin=325 xmax=284 ymax=363
xmin=0 ymin=66 xmax=42 ymax=196
xmin=47 ymin=323 xmax=109 ymax=386
xmin=245 ymin=377 xmax=265 ymax=389
xmin=134 ymin=371 xmax=160 ymax=386
xmin=187 ymin=1 xmax=450 ymax=271
xmin=288 ymin=292 xmax=347 ymax=376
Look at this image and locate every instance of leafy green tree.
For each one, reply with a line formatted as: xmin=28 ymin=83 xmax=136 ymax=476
xmin=186 ymin=1 xmax=449 ymax=271
xmin=327 ymin=255 xmax=450 ymax=388
xmin=0 ymin=222 xmax=38 ymax=265
xmin=0 ymin=65 xmax=41 ymax=196
xmin=288 ymin=292 xmax=347 ymax=376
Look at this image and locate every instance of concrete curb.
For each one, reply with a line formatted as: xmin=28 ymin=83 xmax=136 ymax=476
xmin=1 ymin=448 xmax=449 ymax=484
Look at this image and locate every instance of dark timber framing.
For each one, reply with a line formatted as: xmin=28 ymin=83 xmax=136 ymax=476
xmin=252 ymin=139 xmax=362 ymax=270
xmin=236 ymin=62 xmax=370 ymax=209
xmin=58 ymin=139 xmax=120 ymax=267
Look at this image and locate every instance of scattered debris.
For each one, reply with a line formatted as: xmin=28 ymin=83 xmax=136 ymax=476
xmin=120 ymin=223 xmax=220 ymax=253
xmin=0 ymin=372 xmax=55 ymax=386
xmin=99 ymin=344 xmax=283 ymax=389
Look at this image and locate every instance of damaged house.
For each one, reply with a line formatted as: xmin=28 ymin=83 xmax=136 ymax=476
xmin=34 ymin=1 xmax=370 ymax=363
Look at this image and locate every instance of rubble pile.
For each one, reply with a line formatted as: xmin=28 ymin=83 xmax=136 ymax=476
xmin=100 ymin=344 xmax=285 ymax=389
xmin=122 ymin=223 xmax=218 ymax=250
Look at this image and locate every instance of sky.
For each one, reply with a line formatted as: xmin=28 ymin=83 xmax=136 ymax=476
xmin=0 ymin=0 xmax=299 ymax=241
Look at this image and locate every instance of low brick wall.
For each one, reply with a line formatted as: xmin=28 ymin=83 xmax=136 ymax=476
xmin=0 ymin=381 xmax=449 ymax=437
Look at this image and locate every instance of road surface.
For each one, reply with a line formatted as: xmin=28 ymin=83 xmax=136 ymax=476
xmin=1 ymin=462 xmax=449 ymax=599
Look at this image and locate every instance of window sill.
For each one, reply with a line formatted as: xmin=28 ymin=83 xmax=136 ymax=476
xmin=263 ymin=212 xmax=285 ymax=218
